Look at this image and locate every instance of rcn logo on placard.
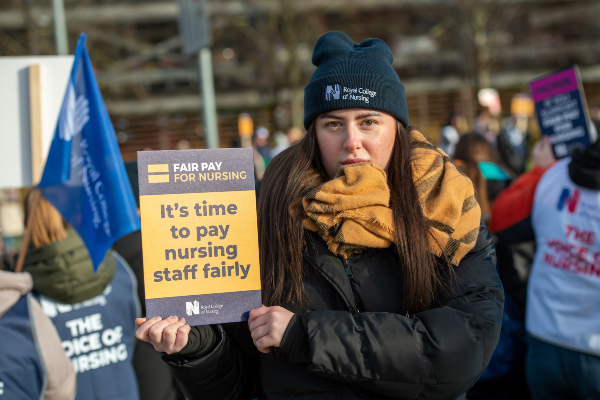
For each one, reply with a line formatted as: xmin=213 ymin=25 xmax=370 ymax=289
xmin=186 ymin=300 xmax=200 ymax=316
xmin=325 ymin=84 xmax=340 ymax=101
xmin=557 ymin=188 xmax=581 ymax=213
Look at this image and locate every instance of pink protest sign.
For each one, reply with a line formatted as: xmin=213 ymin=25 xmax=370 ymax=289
xmin=530 ymin=68 xmax=579 ymax=103
xmin=529 ymin=66 xmax=592 ymax=158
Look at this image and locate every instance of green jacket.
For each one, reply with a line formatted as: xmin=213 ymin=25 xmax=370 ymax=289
xmin=23 ymin=229 xmax=116 ymax=304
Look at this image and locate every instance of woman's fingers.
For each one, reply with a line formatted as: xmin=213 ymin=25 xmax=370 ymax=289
xmin=162 ymin=318 xmax=184 ymax=340
xmin=136 ymin=316 xmax=190 ymax=354
xmin=248 ymin=312 xmax=269 ymax=332
xmin=148 ymin=316 xmax=180 ymax=346
xmin=248 ymin=306 xmax=295 ymax=353
xmin=250 ymin=323 xmax=270 ymax=343
xmin=162 ymin=318 xmax=187 ymax=353
xmin=171 ymin=323 xmax=191 ymax=354
xmin=135 ymin=316 xmax=162 ymax=342
xmin=255 ymin=334 xmax=276 ymax=353
xmin=248 ymin=305 xmax=270 ymax=324
xmin=256 ymin=344 xmax=271 ymax=353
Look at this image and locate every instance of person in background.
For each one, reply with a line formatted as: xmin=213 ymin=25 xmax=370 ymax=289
xmin=497 ymin=116 xmax=530 ymax=176
xmin=473 ymin=109 xmax=500 ymax=144
xmin=0 ymin=188 xmax=25 ymax=260
xmin=453 ymin=134 xmax=530 ymax=314
xmin=254 ymin=126 xmax=271 ymax=167
xmin=271 ymin=126 xmax=306 ymax=159
xmin=0 ymin=228 xmax=76 ymax=400
xmin=252 ymin=127 xmax=270 ymax=183
xmin=437 ymin=113 xmax=461 ymax=158
xmin=175 ymin=140 xmax=191 ymax=150
xmin=452 ymin=133 xmax=512 ymax=222
xmin=270 ymin=131 xmax=290 ymax=159
xmin=491 ymin=137 xmax=600 ymax=400
xmin=114 ymin=161 xmax=186 ymax=400
xmin=452 ymin=134 xmax=528 ymax=400
xmin=253 ymin=149 xmax=266 ymax=183
xmin=286 ymin=126 xmax=304 ymax=144
xmin=22 ymin=190 xmax=140 ymax=400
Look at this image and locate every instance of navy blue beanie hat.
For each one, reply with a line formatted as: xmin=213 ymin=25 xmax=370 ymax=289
xmin=303 ymin=31 xmax=409 ymax=130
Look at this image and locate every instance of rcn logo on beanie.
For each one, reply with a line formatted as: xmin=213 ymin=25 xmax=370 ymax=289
xmin=326 ymin=84 xmax=340 ymax=101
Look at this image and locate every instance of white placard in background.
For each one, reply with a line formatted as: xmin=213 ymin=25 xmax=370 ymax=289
xmin=0 ymin=56 xmax=73 ymax=189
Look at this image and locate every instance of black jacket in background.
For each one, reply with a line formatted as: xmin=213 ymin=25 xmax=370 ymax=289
xmin=113 ymin=230 xmax=186 ymax=400
xmin=496 ymin=127 xmax=529 ymax=176
xmin=113 ymin=230 xmax=146 ymax=315
xmin=163 ymin=222 xmax=503 ymax=400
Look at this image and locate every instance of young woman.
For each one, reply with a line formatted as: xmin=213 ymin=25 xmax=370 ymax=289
xmin=135 ymin=31 xmax=503 ymax=400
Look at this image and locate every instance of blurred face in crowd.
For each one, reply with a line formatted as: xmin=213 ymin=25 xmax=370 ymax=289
xmin=315 ymin=108 xmax=397 ymax=179
xmin=287 ymin=127 xmax=304 ymax=143
xmin=255 ymin=136 xmax=268 ymax=148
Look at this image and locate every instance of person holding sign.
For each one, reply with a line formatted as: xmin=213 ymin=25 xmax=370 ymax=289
xmin=136 ymin=31 xmax=503 ymax=400
xmin=491 ymin=137 xmax=600 ymax=400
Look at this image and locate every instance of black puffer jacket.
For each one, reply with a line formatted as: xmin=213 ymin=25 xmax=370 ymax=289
xmin=164 ymin=221 xmax=503 ymax=400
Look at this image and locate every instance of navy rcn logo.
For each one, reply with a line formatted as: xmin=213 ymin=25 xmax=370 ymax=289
xmin=325 ymin=84 xmax=340 ymax=101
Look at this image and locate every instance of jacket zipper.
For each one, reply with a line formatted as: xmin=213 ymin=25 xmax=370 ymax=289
xmin=342 ymin=259 xmax=360 ymax=313
xmin=342 ymin=259 xmax=354 ymax=279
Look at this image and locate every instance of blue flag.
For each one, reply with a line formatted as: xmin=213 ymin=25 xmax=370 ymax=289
xmin=39 ymin=33 xmax=140 ymax=271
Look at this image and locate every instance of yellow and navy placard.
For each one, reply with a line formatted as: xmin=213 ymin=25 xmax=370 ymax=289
xmin=137 ymin=148 xmax=260 ymax=325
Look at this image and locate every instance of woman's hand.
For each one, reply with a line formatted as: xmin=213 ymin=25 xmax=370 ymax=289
xmin=135 ymin=316 xmax=191 ymax=354
xmin=532 ymin=136 xmax=556 ymax=168
xmin=248 ymin=306 xmax=294 ymax=354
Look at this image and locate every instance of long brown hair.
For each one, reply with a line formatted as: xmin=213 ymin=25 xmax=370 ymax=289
xmin=258 ymin=122 xmax=448 ymax=314
xmin=25 ymin=190 xmax=68 ymax=248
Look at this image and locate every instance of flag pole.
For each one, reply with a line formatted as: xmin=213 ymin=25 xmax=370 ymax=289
xmin=198 ymin=46 xmax=219 ymax=149
xmin=14 ymin=189 xmax=41 ymax=273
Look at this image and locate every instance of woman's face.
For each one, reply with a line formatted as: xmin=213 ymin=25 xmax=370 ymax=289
xmin=315 ymin=108 xmax=397 ymax=179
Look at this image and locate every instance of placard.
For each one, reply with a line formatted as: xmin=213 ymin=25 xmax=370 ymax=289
xmin=530 ymin=66 xmax=592 ymax=158
xmin=137 ymin=148 xmax=261 ymax=325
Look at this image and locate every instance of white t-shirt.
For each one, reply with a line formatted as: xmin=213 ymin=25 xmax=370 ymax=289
xmin=527 ymin=158 xmax=600 ymax=355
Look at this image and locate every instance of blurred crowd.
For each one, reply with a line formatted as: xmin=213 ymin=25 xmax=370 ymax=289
xmin=438 ymin=106 xmax=600 ymax=400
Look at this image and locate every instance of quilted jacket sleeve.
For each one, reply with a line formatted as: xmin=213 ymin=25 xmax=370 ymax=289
xmin=161 ymin=323 xmax=261 ymax=400
xmin=280 ymin=222 xmax=504 ymax=399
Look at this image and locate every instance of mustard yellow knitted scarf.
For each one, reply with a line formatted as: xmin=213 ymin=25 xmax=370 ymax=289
xmin=303 ymin=130 xmax=481 ymax=265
